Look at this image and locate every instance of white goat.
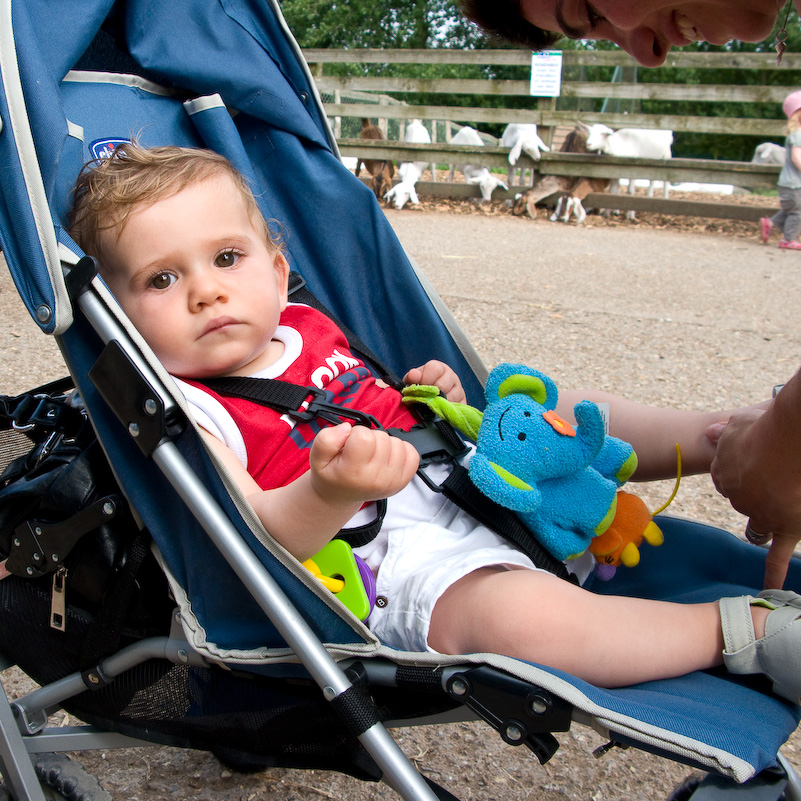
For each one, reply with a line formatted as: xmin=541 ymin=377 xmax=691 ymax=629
xmin=583 ymin=123 xmax=673 ymax=219
xmin=448 ymin=126 xmax=508 ymax=201
xmin=751 ymin=142 xmax=786 ymax=166
xmin=384 ymin=120 xmax=431 ymax=210
xmin=501 ymin=123 xmax=550 ymax=186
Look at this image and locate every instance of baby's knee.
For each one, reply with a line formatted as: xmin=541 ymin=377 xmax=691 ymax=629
xmin=427 ymin=566 xmax=562 ymax=655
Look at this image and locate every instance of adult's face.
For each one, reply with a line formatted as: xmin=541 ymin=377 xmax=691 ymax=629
xmin=520 ymin=0 xmax=784 ymax=65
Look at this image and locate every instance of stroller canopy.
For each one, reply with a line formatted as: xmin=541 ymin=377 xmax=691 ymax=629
xmin=0 ymin=0 xmax=486 ymax=404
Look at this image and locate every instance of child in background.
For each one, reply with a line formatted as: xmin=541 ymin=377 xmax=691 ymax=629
xmin=761 ymin=90 xmax=801 ymax=250
xmin=69 ymin=143 xmax=801 ymax=698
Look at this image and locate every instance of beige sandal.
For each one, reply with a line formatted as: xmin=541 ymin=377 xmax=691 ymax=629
xmin=720 ymin=590 xmax=801 ymax=703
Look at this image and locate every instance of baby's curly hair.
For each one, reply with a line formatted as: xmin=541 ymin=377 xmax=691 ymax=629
xmin=68 ymin=143 xmax=284 ymax=267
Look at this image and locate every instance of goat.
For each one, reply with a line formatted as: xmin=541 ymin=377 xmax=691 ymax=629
xmin=355 ymin=118 xmax=395 ymax=201
xmin=548 ymin=126 xmax=610 ymax=224
xmin=512 ymin=124 xmax=609 ymax=222
xmin=448 ymin=126 xmax=508 ymax=202
xmin=752 ymin=142 xmax=786 ymax=166
xmin=501 ymin=123 xmax=550 ymax=186
xmin=384 ymin=120 xmax=431 ymax=210
xmin=550 ymin=176 xmax=611 ymax=224
xmin=582 ymin=123 xmax=673 ymax=220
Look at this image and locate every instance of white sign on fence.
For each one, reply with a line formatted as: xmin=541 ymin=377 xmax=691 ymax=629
xmin=530 ymin=50 xmax=562 ymax=97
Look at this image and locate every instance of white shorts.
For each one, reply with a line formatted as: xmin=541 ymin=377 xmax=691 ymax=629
xmin=358 ymin=468 xmax=594 ymax=653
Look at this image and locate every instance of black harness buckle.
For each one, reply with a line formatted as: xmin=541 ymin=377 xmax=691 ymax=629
xmin=389 ymin=408 xmax=470 ymax=493
xmin=290 ymin=386 xmax=382 ymax=430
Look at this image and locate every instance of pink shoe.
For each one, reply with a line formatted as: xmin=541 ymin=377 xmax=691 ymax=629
xmin=760 ymin=217 xmax=772 ymax=243
xmin=779 ymin=239 xmax=801 ymax=250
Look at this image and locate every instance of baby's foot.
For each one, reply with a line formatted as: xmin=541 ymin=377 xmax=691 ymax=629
xmin=720 ymin=590 xmax=801 ymax=703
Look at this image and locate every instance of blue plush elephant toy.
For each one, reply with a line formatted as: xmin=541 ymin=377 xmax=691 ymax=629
xmin=469 ymin=365 xmax=638 ymax=560
xmin=404 ymin=364 xmax=638 ymax=562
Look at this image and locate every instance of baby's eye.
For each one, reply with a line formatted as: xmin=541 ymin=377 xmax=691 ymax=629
xmin=215 ymin=250 xmax=240 ymax=269
xmin=150 ymin=272 xmax=176 ymax=290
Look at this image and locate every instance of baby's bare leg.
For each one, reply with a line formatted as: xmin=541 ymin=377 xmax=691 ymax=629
xmin=427 ymin=567 xmax=749 ymax=687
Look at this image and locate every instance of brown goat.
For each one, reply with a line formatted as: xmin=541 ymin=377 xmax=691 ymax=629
xmin=513 ymin=124 xmax=610 ymax=221
xmin=355 ymin=118 xmax=395 ymax=201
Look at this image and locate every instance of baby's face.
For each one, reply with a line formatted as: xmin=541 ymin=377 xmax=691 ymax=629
xmin=97 ymin=174 xmax=289 ymax=378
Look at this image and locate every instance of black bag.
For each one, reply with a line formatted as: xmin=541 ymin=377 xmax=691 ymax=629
xmin=0 ymin=378 xmax=171 ymax=643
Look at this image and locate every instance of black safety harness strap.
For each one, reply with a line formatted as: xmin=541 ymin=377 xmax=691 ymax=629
xmin=437 ymin=465 xmax=572 ymax=581
xmin=201 ymin=376 xmax=383 ymax=431
xmin=200 ymin=375 xmax=387 ymax=548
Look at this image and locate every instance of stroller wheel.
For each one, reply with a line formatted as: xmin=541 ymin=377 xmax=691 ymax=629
xmin=667 ymin=771 xmax=789 ymax=801
xmin=211 ymin=745 xmax=274 ymax=775
xmin=667 ymin=774 xmax=704 ymax=801
xmin=0 ymin=752 xmax=114 ymax=801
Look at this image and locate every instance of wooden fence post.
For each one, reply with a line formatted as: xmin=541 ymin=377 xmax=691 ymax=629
xmin=429 ymin=121 xmax=437 ymax=181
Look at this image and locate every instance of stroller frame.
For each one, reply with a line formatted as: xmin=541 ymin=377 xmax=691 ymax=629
xmin=0 ymin=261 xmax=443 ymax=800
xmin=0 ymin=255 xmax=582 ymax=801
xmin=1 ymin=2 xmax=801 ymax=799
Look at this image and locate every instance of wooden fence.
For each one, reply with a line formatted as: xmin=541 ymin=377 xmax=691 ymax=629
xmin=303 ymin=49 xmax=799 ymax=218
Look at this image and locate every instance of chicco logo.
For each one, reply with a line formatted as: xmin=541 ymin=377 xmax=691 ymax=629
xmin=89 ymin=138 xmax=131 ymax=160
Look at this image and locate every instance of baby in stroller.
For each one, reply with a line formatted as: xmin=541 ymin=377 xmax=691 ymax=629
xmin=67 ymin=142 xmax=801 ymax=698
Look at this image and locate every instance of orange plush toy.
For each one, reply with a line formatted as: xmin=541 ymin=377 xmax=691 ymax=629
xmin=588 ymin=490 xmax=664 ymax=580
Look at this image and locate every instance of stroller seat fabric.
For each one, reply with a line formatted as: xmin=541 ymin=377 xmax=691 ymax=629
xmin=0 ymin=2 xmax=799 ymax=800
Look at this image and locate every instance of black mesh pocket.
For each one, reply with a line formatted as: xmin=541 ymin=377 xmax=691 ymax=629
xmin=0 ymin=576 xmax=457 ymax=781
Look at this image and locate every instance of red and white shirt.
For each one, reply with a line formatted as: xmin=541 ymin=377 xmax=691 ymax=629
xmin=176 ymin=303 xmax=417 ymax=490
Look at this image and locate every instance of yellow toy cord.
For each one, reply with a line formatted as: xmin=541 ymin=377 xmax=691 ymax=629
xmin=651 ymin=443 xmax=682 ymax=516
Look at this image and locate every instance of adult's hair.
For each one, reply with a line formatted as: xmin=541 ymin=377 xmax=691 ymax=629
xmin=69 ymin=143 xmax=283 ymax=265
xmin=459 ymin=0 xmax=561 ymax=50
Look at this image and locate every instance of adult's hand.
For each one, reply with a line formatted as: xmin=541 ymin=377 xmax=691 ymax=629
xmin=709 ymin=390 xmax=801 ymax=589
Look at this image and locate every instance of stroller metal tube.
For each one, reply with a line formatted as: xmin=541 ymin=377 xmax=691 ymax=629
xmin=0 ymin=680 xmax=47 ymax=801
xmin=74 ymin=275 xmax=439 ymax=799
xmin=779 ymin=752 xmax=801 ymax=801
xmin=69 ymin=280 xmax=439 ymax=799
xmin=12 ymin=637 xmax=194 ymax=733
xmin=152 ymin=441 xmax=438 ymax=800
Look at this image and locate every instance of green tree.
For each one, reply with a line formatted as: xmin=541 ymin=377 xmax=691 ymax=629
xmin=279 ymin=0 xmax=483 ymax=50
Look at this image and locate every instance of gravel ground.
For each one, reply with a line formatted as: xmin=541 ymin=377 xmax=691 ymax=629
xmin=2 ymin=195 xmax=800 ymax=801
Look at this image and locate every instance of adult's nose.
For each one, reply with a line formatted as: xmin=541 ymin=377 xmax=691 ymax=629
xmin=611 ymin=26 xmax=670 ymax=67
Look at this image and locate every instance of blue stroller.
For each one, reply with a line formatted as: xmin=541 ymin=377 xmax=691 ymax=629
xmin=0 ymin=2 xmax=800 ymax=799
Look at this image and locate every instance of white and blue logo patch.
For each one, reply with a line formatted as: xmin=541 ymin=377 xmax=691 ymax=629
xmin=89 ymin=138 xmax=131 ymax=159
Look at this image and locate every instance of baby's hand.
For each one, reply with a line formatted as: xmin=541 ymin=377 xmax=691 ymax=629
xmin=404 ymin=360 xmax=466 ymax=404
xmin=309 ymin=423 xmax=419 ymax=508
